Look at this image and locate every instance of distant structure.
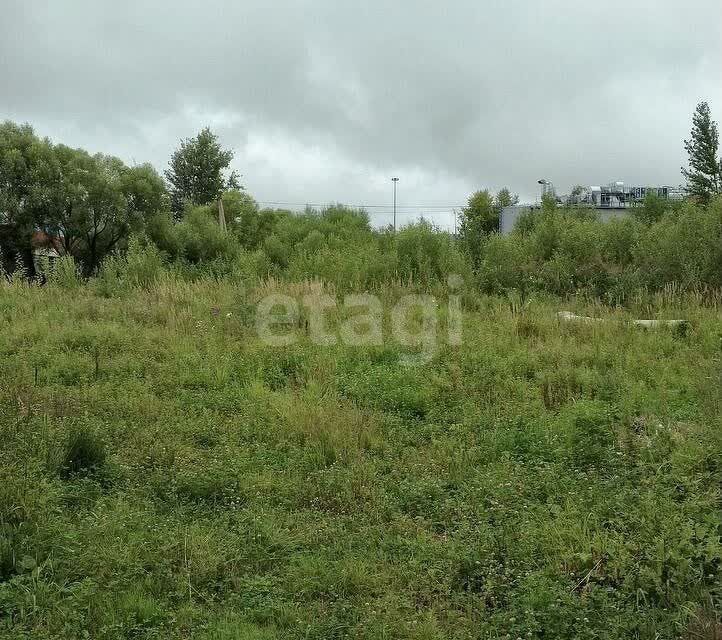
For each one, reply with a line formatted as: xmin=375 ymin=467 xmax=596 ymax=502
xmin=566 ymin=182 xmax=684 ymax=209
xmin=500 ymin=180 xmax=684 ymax=234
xmin=0 ymin=226 xmax=64 ymax=276
xmin=30 ymin=231 xmax=64 ymax=273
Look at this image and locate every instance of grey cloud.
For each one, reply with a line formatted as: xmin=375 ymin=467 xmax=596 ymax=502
xmin=2 ymin=0 xmax=721 ymax=216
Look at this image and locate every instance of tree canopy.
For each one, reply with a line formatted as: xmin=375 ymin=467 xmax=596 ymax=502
xmin=458 ymin=188 xmax=518 ymax=267
xmin=682 ymin=101 xmax=722 ymax=203
xmin=165 ymin=127 xmax=240 ymax=216
xmin=0 ymin=121 xmax=167 ymax=276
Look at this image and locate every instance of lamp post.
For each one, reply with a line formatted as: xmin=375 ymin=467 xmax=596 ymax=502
xmin=537 ymin=178 xmax=556 ymax=202
xmin=392 ymin=177 xmax=399 ymax=232
xmin=537 ymin=179 xmax=549 ymax=204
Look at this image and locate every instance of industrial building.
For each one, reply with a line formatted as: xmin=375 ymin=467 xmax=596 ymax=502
xmin=500 ymin=181 xmax=684 ymax=234
xmin=567 ymin=182 xmax=684 ymax=209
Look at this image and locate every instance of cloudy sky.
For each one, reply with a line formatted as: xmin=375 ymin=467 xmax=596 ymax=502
xmin=2 ymin=1 xmax=721 ymax=227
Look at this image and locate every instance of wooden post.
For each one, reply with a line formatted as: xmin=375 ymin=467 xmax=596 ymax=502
xmin=218 ymin=198 xmax=227 ymax=232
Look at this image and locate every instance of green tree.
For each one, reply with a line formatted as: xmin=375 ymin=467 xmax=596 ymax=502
xmin=0 ymin=121 xmax=58 ymax=275
xmin=220 ymin=190 xmax=259 ymax=239
xmin=682 ymin=102 xmax=722 ymax=203
xmin=458 ymin=190 xmax=495 ymax=267
xmin=121 ymin=163 xmax=169 ymax=220
xmin=494 ymin=187 xmax=519 ymax=210
xmin=458 ymin=188 xmax=519 ymax=267
xmin=1 ymin=121 xmax=168 ymax=276
xmin=165 ymin=127 xmax=240 ymax=217
xmin=43 ymin=148 xmax=167 ymax=275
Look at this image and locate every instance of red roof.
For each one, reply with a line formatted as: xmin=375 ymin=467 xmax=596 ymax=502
xmin=31 ymin=231 xmax=64 ymax=252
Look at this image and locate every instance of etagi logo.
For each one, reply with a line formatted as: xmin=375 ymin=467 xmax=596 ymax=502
xmin=255 ymin=275 xmax=464 ymax=363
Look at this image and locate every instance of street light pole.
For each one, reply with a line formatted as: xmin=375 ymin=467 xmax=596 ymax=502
xmin=537 ymin=179 xmax=548 ymax=204
xmin=392 ymin=177 xmax=399 ymax=232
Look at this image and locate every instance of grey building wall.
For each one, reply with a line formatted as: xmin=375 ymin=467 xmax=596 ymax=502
xmin=597 ymin=210 xmax=632 ymax=224
xmin=499 ymin=205 xmax=536 ymax=234
xmin=499 ymin=205 xmax=632 ymax=234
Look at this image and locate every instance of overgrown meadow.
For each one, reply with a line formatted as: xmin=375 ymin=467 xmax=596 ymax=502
xmin=2 ymin=263 xmax=722 ymax=639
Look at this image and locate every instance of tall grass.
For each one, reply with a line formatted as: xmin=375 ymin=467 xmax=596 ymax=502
xmin=1 ymin=273 xmax=721 ymax=638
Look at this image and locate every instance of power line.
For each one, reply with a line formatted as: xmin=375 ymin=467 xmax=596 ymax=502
xmin=373 ymin=211 xmax=456 ymax=217
xmin=256 ymin=200 xmax=466 ymax=210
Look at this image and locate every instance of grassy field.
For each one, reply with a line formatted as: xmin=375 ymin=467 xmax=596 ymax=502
xmin=1 ymin=277 xmax=721 ymax=639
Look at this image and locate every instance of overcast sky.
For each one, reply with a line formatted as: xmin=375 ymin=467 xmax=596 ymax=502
xmin=2 ymin=1 xmax=721 ymax=227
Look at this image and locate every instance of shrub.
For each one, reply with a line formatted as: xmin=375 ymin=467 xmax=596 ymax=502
xmin=94 ymin=253 xmax=127 ymax=297
xmin=477 ymin=233 xmax=534 ymax=294
xmin=146 ymin=211 xmax=183 ymax=257
xmin=288 ymin=241 xmax=396 ymax=292
xmin=395 ymin=221 xmax=471 ymax=285
xmin=178 ymin=208 xmax=241 ymax=264
xmin=48 ymin=255 xmax=82 ymax=290
xmin=633 ymin=201 xmax=722 ymax=289
xmin=478 ymin=199 xmax=722 ymax=299
xmin=123 ymin=237 xmax=165 ymax=288
xmin=632 ymin=192 xmax=679 ymax=225
xmin=263 ymin=234 xmax=290 ymax=269
xmin=296 ymin=229 xmax=326 ymax=255
xmin=228 ymin=249 xmax=271 ymax=284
